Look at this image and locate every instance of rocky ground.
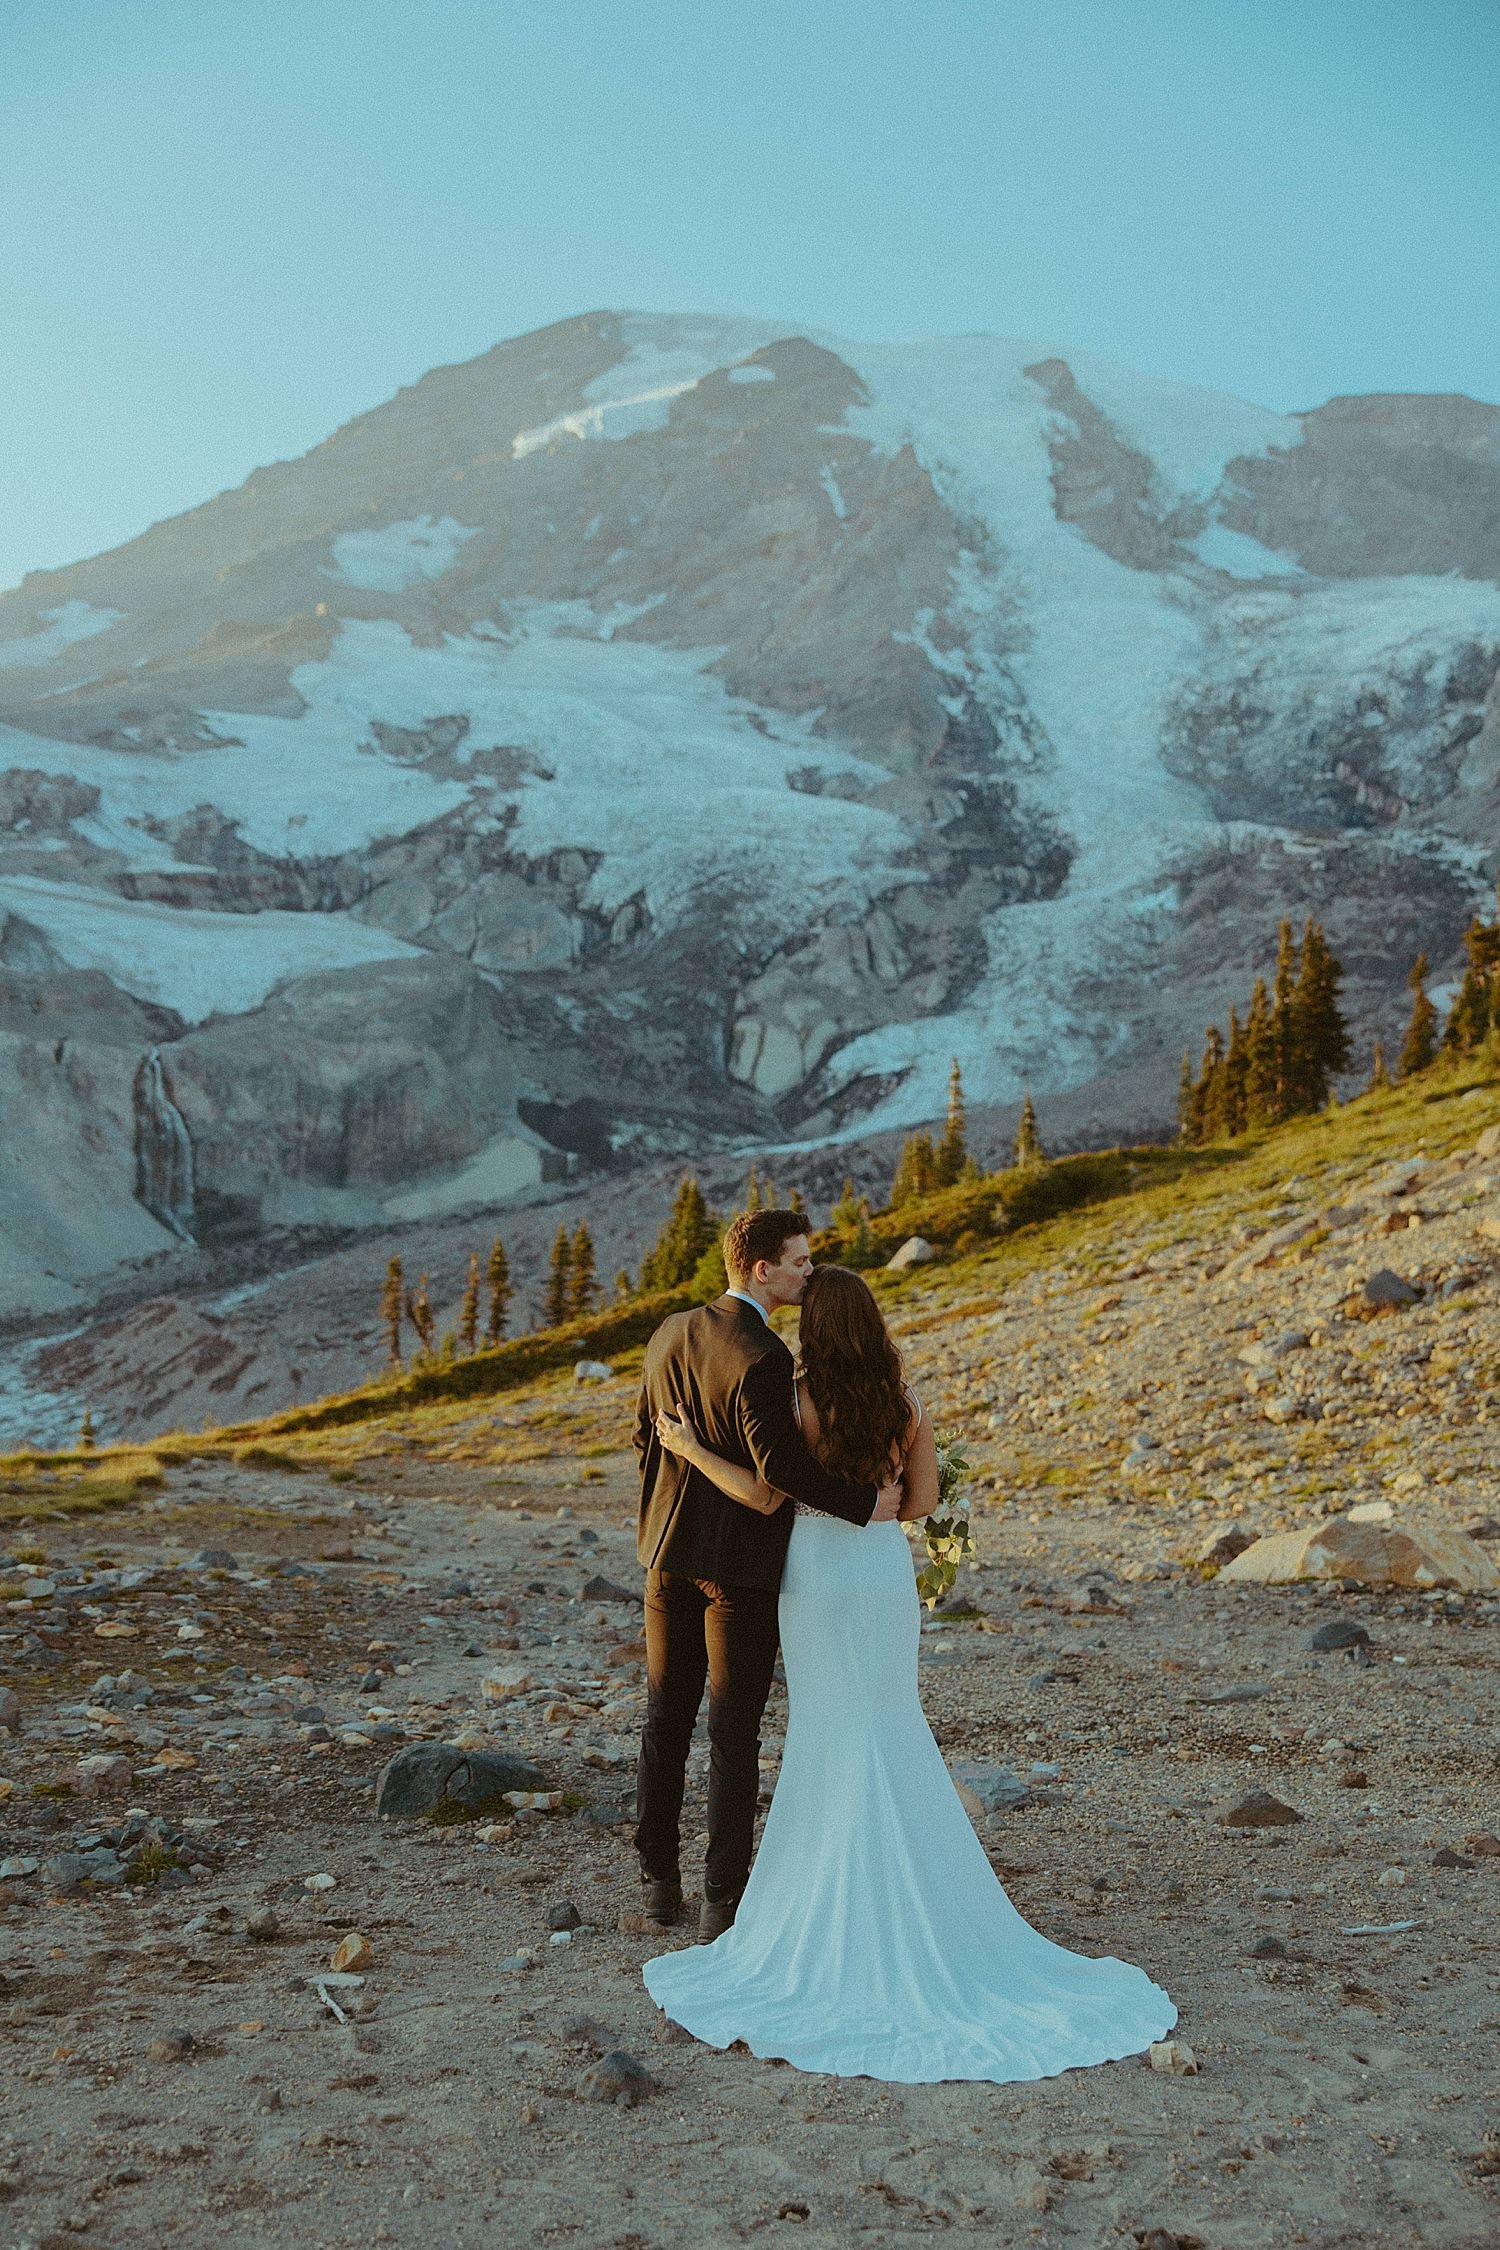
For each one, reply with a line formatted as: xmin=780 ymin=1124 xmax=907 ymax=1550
xmin=2 ymin=1089 xmax=1499 ymax=2249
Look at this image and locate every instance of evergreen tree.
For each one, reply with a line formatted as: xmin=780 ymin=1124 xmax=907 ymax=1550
xmin=458 ymin=1252 xmax=481 ymax=1355
xmin=786 ymin=1185 xmax=804 ymax=1215
xmin=744 ymin=1163 xmax=765 ymax=1211
xmin=1013 ymin=1089 xmax=1045 ymax=1167
xmin=1400 ymin=952 xmax=1439 ymax=1077
xmin=934 ymin=1057 xmax=968 ymax=1186
xmin=78 ymin=1408 xmax=95 ymax=1451
xmin=1243 ymin=977 xmax=1277 ymax=1128
xmin=638 ymin=1175 xmax=721 ymax=1292
xmin=890 ymin=1131 xmax=938 ymax=1206
xmin=1213 ymin=1007 xmax=1248 ymax=1139
xmin=614 ymin=1266 xmax=633 ymax=1303
xmin=544 ymin=1225 xmax=573 ymax=1326
xmin=1270 ymin=917 xmax=1297 ymax=1118
xmin=404 ymin=1272 xmax=436 ymax=1355
xmin=380 ymin=1255 xmax=404 ymax=1366
xmin=1369 ymin=1039 xmax=1390 ymax=1092
xmin=1186 ymin=1026 xmax=1225 ymax=1145
xmin=568 ymin=1220 xmax=599 ymax=1319
xmin=831 ymin=1175 xmax=865 ymax=1234
xmin=1176 ymin=1050 xmax=1196 ymax=1144
xmin=484 ymin=1235 xmax=511 ymax=1345
xmin=1442 ymin=897 xmax=1500 ymax=1055
xmin=1289 ymin=917 xmax=1351 ymax=1109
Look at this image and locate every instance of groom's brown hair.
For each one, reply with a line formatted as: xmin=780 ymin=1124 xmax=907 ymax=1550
xmin=723 ymin=1208 xmax=808 ymax=1286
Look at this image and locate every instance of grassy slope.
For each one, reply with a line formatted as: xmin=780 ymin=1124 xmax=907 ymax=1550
xmin=3 ymin=1057 xmax=1495 ymax=1515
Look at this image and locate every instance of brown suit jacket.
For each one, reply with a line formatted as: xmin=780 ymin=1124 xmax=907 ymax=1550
xmin=633 ymin=1295 xmax=877 ymax=1590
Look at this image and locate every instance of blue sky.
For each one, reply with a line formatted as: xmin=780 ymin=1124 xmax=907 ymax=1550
xmin=2 ymin=0 xmax=1497 ymax=593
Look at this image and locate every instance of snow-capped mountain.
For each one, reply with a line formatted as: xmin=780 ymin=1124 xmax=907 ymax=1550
xmin=1 ymin=309 xmax=1497 ymax=1318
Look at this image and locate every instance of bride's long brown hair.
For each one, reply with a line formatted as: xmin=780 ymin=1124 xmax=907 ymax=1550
xmin=797 ymin=1265 xmax=910 ymax=1484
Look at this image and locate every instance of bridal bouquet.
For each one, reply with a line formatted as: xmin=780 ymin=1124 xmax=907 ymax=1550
xmin=911 ymin=1431 xmax=977 ymax=1608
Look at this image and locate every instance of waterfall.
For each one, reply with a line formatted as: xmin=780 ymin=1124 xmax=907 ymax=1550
xmin=133 ymin=1046 xmax=196 ymax=1242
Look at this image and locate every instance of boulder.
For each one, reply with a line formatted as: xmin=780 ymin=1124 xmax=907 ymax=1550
xmin=573 ymin=1360 xmax=613 ymax=1383
xmin=1218 ymin=1517 xmax=1500 ymax=1593
xmin=373 ymin=1740 xmax=547 ymax=1820
xmin=1301 ymin=1618 xmax=1372 ymax=1652
xmin=1475 ymin=1124 xmax=1500 ymax=1160
xmin=480 ymin=1665 xmax=535 ymax=1700
xmin=886 ymin=1236 xmax=936 ymax=1271
xmin=74 ymin=1752 xmax=133 ymax=1798
xmin=0 ymin=1687 xmax=20 ymax=1734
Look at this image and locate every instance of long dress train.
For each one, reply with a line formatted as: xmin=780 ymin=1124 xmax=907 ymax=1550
xmin=642 ymin=1505 xmax=1176 ymax=2082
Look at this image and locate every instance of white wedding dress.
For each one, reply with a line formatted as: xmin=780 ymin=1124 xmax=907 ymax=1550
xmin=642 ymin=1439 xmax=1177 ymax=2082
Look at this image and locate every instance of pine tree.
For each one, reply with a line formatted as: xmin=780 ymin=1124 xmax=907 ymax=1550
xmin=380 ymin=1255 xmax=404 ymax=1366
xmin=1013 ymin=1090 xmax=1045 ymax=1167
xmin=1400 ymin=952 xmax=1439 ymax=1077
xmin=934 ymin=1057 xmax=968 ymax=1186
xmin=614 ymin=1266 xmax=633 ymax=1303
xmin=1369 ymin=1039 xmax=1390 ymax=1091
xmin=786 ymin=1185 xmax=804 ymax=1215
xmin=1187 ymin=1026 xmax=1225 ymax=1145
xmin=1270 ymin=917 xmax=1298 ymax=1119
xmin=458 ymin=1252 xmax=481 ymax=1355
xmin=1441 ymin=897 xmax=1500 ymax=1056
xmin=639 ymin=1175 xmax=721 ymax=1292
xmin=1213 ymin=1007 xmax=1248 ymax=1139
xmin=1289 ymin=917 xmax=1351 ymax=1110
xmin=831 ymin=1175 xmax=865 ymax=1234
xmin=1243 ymin=976 xmax=1277 ymax=1129
xmin=78 ymin=1408 xmax=95 ymax=1451
xmin=744 ymin=1163 xmax=765 ymax=1211
xmin=544 ymin=1224 xmax=573 ymax=1326
xmin=890 ymin=1131 xmax=938 ymax=1206
xmin=484 ymin=1235 xmax=511 ymax=1345
xmin=568 ymin=1220 xmax=599 ymax=1319
xmin=1176 ymin=1050 xmax=1196 ymax=1144
xmin=404 ymin=1272 xmax=435 ymax=1355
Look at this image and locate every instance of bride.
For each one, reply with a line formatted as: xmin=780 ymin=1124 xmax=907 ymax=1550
xmin=642 ymin=1262 xmax=1176 ymax=2083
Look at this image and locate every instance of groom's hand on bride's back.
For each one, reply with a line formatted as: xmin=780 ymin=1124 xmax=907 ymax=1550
xmin=870 ymin=1478 xmax=903 ymax=1524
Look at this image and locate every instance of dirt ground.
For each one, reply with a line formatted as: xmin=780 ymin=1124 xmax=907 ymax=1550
xmin=2 ymin=1426 xmax=1499 ymax=2250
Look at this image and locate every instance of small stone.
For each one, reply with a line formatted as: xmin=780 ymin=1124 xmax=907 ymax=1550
xmin=330 ymin=1930 xmax=374 ymax=1972
xmin=546 ymin=1899 xmax=583 ymax=1932
xmin=0 ymin=1855 xmax=38 ymax=1879
xmin=304 ymin=1871 xmax=337 ymax=1892
xmin=1432 ymin=1847 xmax=1471 ymax=1869
xmin=1148 ymin=2038 xmax=1199 ymax=2075
xmin=1465 ymin=1833 xmax=1500 ymax=1857
xmin=1376 ymin=1866 xmax=1409 ymax=1888
xmin=1363 ymin=1268 xmax=1419 ymax=1310
xmin=580 ymin=1576 xmax=637 ymax=1605
xmin=245 ymin=1907 xmax=280 ymax=1942
xmin=559 ymin=2010 xmax=614 ymax=2050
xmin=573 ymin=1360 xmax=613 ymax=1383
xmin=148 ymin=2028 xmax=194 ymax=2062
xmin=578 ymin=2049 xmax=657 ymax=2106
xmin=193 ymin=1548 xmax=238 ymax=1569
xmin=1347 ymin=1500 xmax=1395 ymax=1524
xmin=75 ymin=1752 xmax=133 ymax=1799
xmin=0 ymin=1687 xmax=20 ymax=1734
xmin=950 ymin=1760 xmax=1029 ymax=1816
xmin=254 ymin=2086 xmax=284 ymax=2113
xmin=1301 ymin=1619 xmax=1372 ymax=1652
xmin=548 ymin=1929 xmax=574 ymax=1947
xmin=1247 ymin=1936 xmax=1287 ymax=1959
xmin=1195 ymin=1525 xmax=1256 ymax=1567
xmin=1215 ymin=1790 xmax=1302 ymax=1828
xmin=480 ymin=1666 xmax=535 ymax=1701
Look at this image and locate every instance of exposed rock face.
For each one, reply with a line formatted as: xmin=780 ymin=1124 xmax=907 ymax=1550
xmin=0 ymin=310 xmax=1496 ymax=1314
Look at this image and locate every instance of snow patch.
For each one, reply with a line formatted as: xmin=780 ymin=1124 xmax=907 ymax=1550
xmin=1190 ymin=522 xmax=1305 ymax=580
xmin=0 ymin=601 xmax=123 ymax=669
xmin=323 ymin=515 xmax=479 ymax=592
xmin=819 ymin=464 xmax=848 ymax=521
xmin=0 ymin=875 xmax=423 ymax=1022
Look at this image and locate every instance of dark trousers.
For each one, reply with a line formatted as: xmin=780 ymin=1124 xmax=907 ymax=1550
xmin=634 ymin=1568 xmax=780 ymax=1901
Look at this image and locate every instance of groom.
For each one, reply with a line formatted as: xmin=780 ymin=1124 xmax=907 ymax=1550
xmin=631 ymin=1207 xmax=902 ymax=1940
